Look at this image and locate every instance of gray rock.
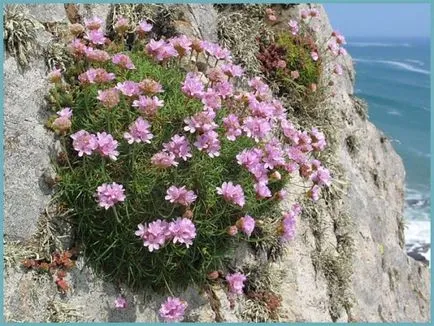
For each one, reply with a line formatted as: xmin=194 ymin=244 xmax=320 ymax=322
xmin=3 ymin=55 xmax=55 ymax=241
xmin=24 ymin=4 xmax=68 ymax=23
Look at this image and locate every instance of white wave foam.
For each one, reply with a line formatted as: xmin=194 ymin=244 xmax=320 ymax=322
xmin=354 ymin=58 xmax=430 ymax=75
xmin=405 ymin=59 xmax=425 ymax=66
xmin=405 ymin=220 xmax=430 ymax=245
xmin=349 ymin=42 xmax=411 ymax=47
xmin=387 ymin=110 xmax=402 ymax=116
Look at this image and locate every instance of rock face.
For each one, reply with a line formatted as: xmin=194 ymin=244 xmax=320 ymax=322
xmin=3 ymin=3 xmax=430 ymax=323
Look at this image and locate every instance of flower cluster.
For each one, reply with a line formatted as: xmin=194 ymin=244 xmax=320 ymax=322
xmin=226 ymin=272 xmax=247 ymax=295
xmin=96 ymin=182 xmax=126 ymax=209
xmin=135 ymin=217 xmax=197 ymax=252
xmin=51 ymin=107 xmax=72 ymax=134
xmin=165 ymin=186 xmax=197 ymax=206
xmin=71 ymin=130 xmax=119 ymax=160
xmin=51 ymin=14 xmax=336 ymax=318
xmin=279 ymin=203 xmax=302 ymax=242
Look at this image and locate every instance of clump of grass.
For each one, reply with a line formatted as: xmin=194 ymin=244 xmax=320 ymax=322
xmin=216 ymin=4 xmax=272 ymax=76
xmin=3 ymin=5 xmax=42 ymax=69
xmin=242 ymin=264 xmax=285 ymax=321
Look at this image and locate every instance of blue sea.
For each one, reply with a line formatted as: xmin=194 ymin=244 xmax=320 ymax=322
xmin=347 ymin=37 xmax=431 ymax=252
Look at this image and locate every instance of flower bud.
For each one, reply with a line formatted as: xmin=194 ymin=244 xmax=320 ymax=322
xmin=227 ymin=225 xmax=238 ymax=236
xmin=69 ymin=23 xmax=85 ymax=36
xmin=270 ymin=171 xmax=282 ymax=181
xmin=207 ymin=271 xmax=220 ymax=280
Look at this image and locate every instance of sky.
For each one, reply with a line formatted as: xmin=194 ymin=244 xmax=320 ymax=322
xmin=323 ymin=3 xmax=431 ymax=38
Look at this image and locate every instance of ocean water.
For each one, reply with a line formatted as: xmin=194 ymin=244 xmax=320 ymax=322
xmin=347 ymin=37 xmax=431 ymax=253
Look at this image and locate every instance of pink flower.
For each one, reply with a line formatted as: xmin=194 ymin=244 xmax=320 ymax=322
xmin=139 ymin=79 xmax=164 ymax=95
xmin=156 ymin=44 xmax=179 ymax=62
xmin=146 ymin=39 xmax=165 ymax=57
xmin=85 ymin=48 xmax=111 ymax=62
xmin=184 ymin=110 xmax=217 ymax=134
xmin=255 ymin=182 xmax=272 ymax=199
xmin=310 ymin=127 xmax=327 ymax=151
xmin=71 ymin=130 xmax=98 ymax=157
xmin=124 ymin=117 xmax=153 ymax=144
xmin=116 ymin=81 xmax=141 ymax=97
xmin=236 ymin=148 xmax=263 ymax=170
xmin=297 ymin=131 xmax=313 ymax=152
xmin=136 ymin=20 xmax=153 ymax=36
xmin=327 ymin=40 xmax=340 ymax=56
xmin=248 ymin=77 xmax=271 ymax=98
xmin=136 ymin=220 xmax=169 ymax=252
xmin=97 ymin=88 xmax=120 ymax=108
xmin=221 ymin=63 xmax=244 ymax=78
xmin=168 ymin=217 xmax=197 ymax=247
xmin=114 ymin=16 xmax=129 ymax=34
xmin=287 ymin=146 xmax=308 ymax=165
xmin=95 ymin=132 xmax=119 ymax=160
xmin=276 ymin=189 xmax=287 ymax=201
xmin=57 ymin=107 xmax=72 ymax=119
xmin=68 ymin=38 xmax=87 ymax=58
xmin=223 ymin=114 xmax=242 ymax=141
xmin=300 ymin=9 xmax=308 ymax=19
xmin=112 ymin=53 xmax=136 ymax=70
xmin=310 ymin=167 xmax=332 ymax=187
xmin=338 ymin=47 xmax=347 ymax=56
xmin=236 ymin=215 xmax=255 ymax=237
xmin=206 ymin=68 xmax=226 ymax=83
xmin=309 ymin=8 xmax=320 ymax=17
xmin=169 ymin=35 xmax=192 ymax=57
xmin=216 ymin=182 xmax=245 ymax=207
xmin=114 ymin=295 xmax=127 ymax=309
xmin=163 ymin=135 xmax=192 ymax=161
xmin=52 ymin=117 xmax=71 ymax=134
xmin=288 ymin=20 xmax=299 ymax=35
xmin=333 ymin=31 xmax=346 ymax=45
xmin=308 ymin=184 xmax=321 ymax=201
xmin=132 ymin=95 xmax=164 ymax=116
xmin=96 ymin=182 xmax=126 ymax=209
xmin=79 ymin=68 xmax=115 ymax=84
xmin=213 ymin=81 xmax=233 ymax=99
xmin=281 ymin=119 xmax=299 ymax=144
xmin=242 ymin=116 xmax=272 ymax=142
xmin=225 ymin=272 xmax=246 ymax=295
xmin=194 ymin=130 xmax=221 ymax=158
xmin=280 ymin=204 xmax=301 ymax=242
xmin=276 ymin=60 xmax=286 ymax=68
xmin=181 ymin=73 xmax=204 ymax=98
xmin=311 ymin=51 xmax=319 ymax=61
xmin=151 ymin=151 xmax=178 ymax=168
xmin=48 ymin=69 xmax=62 ymax=83
xmin=333 ymin=64 xmax=343 ymax=76
xmin=201 ymin=89 xmax=222 ymax=110
xmin=291 ymin=70 xmax=300 ymax=80
xmin=262 ymin=141 xmax=285 ymax=169
xmin=85 ymin=29 xmax=106 ymax=45
xmin=84 ymin=16 xmax=103 ymax=30
xmin=159 ymin=297 xmax=187 ymax=323
xmin=165 ymin=186 xmax=197 ymax=206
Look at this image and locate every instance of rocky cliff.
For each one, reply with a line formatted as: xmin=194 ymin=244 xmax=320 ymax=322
xmin=3 ymin=3 xmax=430 ymax=322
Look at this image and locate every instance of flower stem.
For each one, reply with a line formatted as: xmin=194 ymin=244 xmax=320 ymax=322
xmin=61 ymin=136 xmax=73 ymax=172
xmin=113 ymin=205 xmax=121 ymax=223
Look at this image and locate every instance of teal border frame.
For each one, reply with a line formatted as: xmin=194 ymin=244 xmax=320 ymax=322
xmin=0 ymin=0 xmax=432 ymax=324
